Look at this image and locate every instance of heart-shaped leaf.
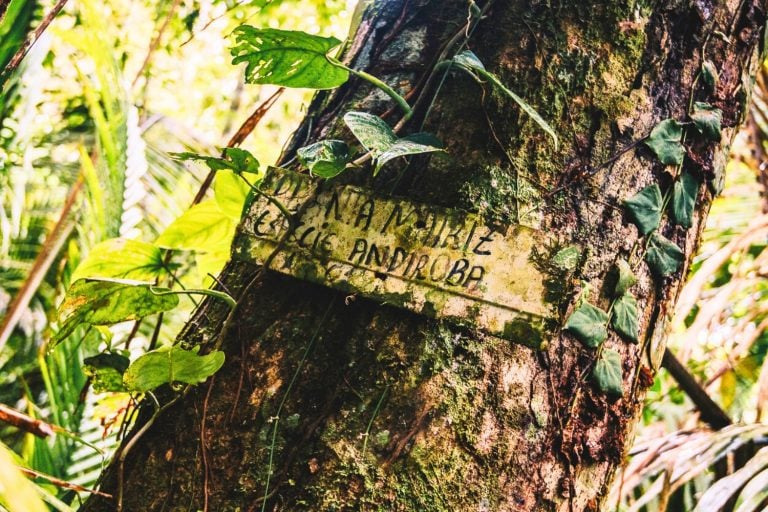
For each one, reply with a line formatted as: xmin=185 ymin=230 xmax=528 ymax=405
xmin=343 ymin=111 xmax=443 ymax=174
xmin=691 ymin=102 xmax=722 ymax=142
xmin=156 ymin=199 xmax=236 ymax=252
xmin=552 ymin=245 xmax=581 ymax=271
xmin=230 ymin=27 xmax=348 ymax=89
xmin=645 ymin=119 xmax=685 ymax=165
xmin=646 ymin=233 xmax=684 ymax=277
xmin=565 ymin=302 xmax=609 ymax=348
xmin=123 ymin=346 xmax=225 ymax=393
xmin=624 ymin=184 xmax=663 ymax=235
xmin=671 ymin=171 xmax=699 ymax=228
xmin=611 ymin=294 xmax=639 ymax=342
xmin=83 ymin=353 xmax=130 ymax=393
xmin=613 ymin=258 xmax=637 ymax=297
xmin=592 ymin=348 xmax=623 ymax=396
xmin=71 ymin=238 xmax=165 ymax=283
xmin=297 ymin=140 xmax=350 ymax=178
xmin=53 ymin=280 xmax=179 ymax=346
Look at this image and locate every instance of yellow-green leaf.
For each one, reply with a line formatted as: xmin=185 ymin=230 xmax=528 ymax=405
xmin=71 ymin=238 xmax=164 ymax=282
xmin=156 ymin=199 xmax=235 ymax=252
xmin=123 ymin=346 xmax=225 ymax=392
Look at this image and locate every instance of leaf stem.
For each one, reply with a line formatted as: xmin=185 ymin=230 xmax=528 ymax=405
xmin=149 ymin=287 xmax=237 ymax=309
xmin=328 ymin=58 xmax=412 ymax=119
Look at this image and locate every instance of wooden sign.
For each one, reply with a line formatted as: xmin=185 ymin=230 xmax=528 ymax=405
xmin=233 ymin=167 xmax=556 ymax=347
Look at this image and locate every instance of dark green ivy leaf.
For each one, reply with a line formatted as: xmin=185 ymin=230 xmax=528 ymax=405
xmin=230 ymin=27 xmax=348 ymax=89
xmin=624 ymin=184 xmax=663 ymax=235
xmin=690 ymin=102 xmax=722 ymax=142
xmin=702 ymin=60 xmax=719 ymax=91
xmin=297 ymin=140 xmax=350 ymax=178
xmin=53 ymin=280 xmax=179 ymax=347
xmin=671 ymin=171 xmax=699 ymax=228
xmin=645 ymin=233 xmax=684 ymax=277
xmin=644 ymin=119 xmax=685 ymax=165
xmin=123 ymin=346 xmax=225 ymax=393
xmin=565 ymin=302 xmax=609 ymax=348
xmin=592 ymin=348 xmax=623 ymax=396
xmin=611 ymin=294 xmax=639 ymax=342
xmin=613 ymin=258 xmax=637 ymax=296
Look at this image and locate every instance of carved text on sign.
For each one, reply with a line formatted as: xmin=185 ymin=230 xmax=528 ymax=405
xmin=234 ymin=167 xmax=556 ymax=347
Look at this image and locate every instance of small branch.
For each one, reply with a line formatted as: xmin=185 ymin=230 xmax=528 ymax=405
xmin=0 ymin=0 xmax=69 ymax=87
xmin=662 ymin=348 xmax=732 ymax=430
xmin=132 ymin=0 xmax=182 ymax=88
xmin=18 ymin=466 xmax=113 ymax=498
xmin=0 ymin=404 xmax=55 ymax=438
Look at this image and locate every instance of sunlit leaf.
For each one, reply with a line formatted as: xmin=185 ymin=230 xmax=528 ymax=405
xmin=172 ymin=148 xmax=260 ymax=174
xmin=611 ymin=294 xmax=639 ymax=342
xmin=53 ymin=280 xmax=179 ymax=347
xmin=123 ymin=346 xmax=225 ymax=393
xmin=156 ymin=199 xmax=235 ymax=252
xmin=691 ymin=102 xmax=722 ymax=142
xmin=71 ymin=238 xmax=165 ymax=282
xmin=645 ymin=233 xmax=684 ymax=277
xmin=592 ymin=348 xmax=623 ymax=396
xmin=565 ymin=302 xmax=609 ymax=348
xmin=214 ymin=170 xmax=251 ymax=219
xmin=297 ymin=140 xmax=350 ymax=178
xmin=552 ymin=245 xmax=581 ymax=271
xmin=230 ymin=26 xmax=348 ymax=89
xmin=644 ymin=119 xmax=685 ymax=165
xmin=0 ymin=443 xmax=48 ymax=512
xmin=671 ymin=171 xmax=699 ymax=228
xmin=624 ymin=184 xmax=663 ymax=235
xmin=613 ymin=258 xmax=637 ymax=296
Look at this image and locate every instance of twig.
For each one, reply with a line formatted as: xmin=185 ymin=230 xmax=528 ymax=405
xmin=132 ymin=0 xmax=183 ymax=87
xmin=0 ymin=0 xmax=69 ymax=87
xmin=0 ymin=175 xmax=83 ymax=352
xmin=661 ymin=348 xmax=732 ymax=430
xmin=201 ymin=376 xmax=215 ymax=512
xmin=0 ymin=404 xmax=54 ymax=438
xmin=18 ymin=466 xmax=113 ymax=498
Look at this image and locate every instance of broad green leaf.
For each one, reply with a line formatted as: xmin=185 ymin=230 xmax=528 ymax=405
xmin=71 ymin=238 xmax=164 ymax=282
xmin=452 ymin=50 xmax=558 ymax=150
xmin=0 ymin=443 xmax=48 ymax=512
xmin=214 ymin=170 xmax=251 ymax=219
xmin=611 ymin=294 xmax=639 ymax=342
xmin=614 ymin=258 xmax=637 ymax=296
xmin=565 ymin=302 xmax=609 ymax=348
xmin=297 ymin=140 xmax=350 ymax=178
xmin=375 ymin=133 xmax=444 ymax=174
xmin=83 ymin=353 xmax=130 ymax=393
xmin=156 ymin=199 xmax=235 ymax=252
xmin=123 ymin=346 xmax=225 ymax=393
xmin=172 ymin=148 xmax=260 ymax=175
xmin=592 ymin=348 xmax=623 ymax=396
xmin=624 ymin=184 xmax=663 ymax=235
xmin=644 ymin=119 xmax=685 ymax=165
xmin=230 ymin=26 xmax=348 ymax=89
xmin=552 ymin=245 xmax=581 ymax=271
xmin=691 ymin=102 xmax=722 ymax=141
xmin=343 ymin=112 xmax=443 ymax=173
xmin=671 ymin=171 xmax=699 ymax=228
xmin=343 ymin=111 xmax=397 ymax=153
xmin=53 ymin=280 xmax=179 ymax=346
xmin=645 ymin=233 xmax=684 ymax=277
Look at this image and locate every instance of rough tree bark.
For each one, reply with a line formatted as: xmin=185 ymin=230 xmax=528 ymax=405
xmin=85 ymin=1 xmax=766 ymax=510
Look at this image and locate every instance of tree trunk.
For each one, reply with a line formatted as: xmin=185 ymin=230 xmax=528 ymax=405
xmin=84 ymin=1 xmax=766 ymax=510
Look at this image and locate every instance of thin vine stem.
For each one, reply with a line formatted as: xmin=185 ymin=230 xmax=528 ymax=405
xmin=327 ymin=57 xmax=413 ymax=119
